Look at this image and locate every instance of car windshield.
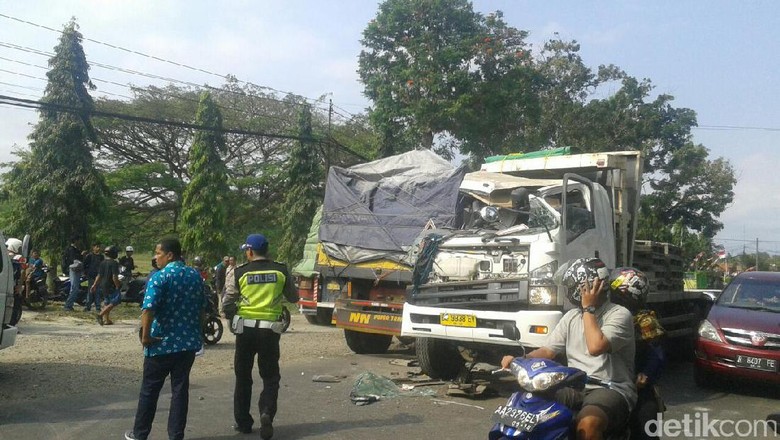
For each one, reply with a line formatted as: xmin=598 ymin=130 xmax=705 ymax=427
xmin=717 ymin=278 xmax=780 ymax=312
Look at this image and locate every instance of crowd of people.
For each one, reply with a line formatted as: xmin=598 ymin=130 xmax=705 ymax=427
xmin=5 ymin=232 xmax=299 ymax=440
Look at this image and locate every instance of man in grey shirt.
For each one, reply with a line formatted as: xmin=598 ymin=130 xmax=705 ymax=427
xmin=502 ymin=258 xmax=637 ymax=439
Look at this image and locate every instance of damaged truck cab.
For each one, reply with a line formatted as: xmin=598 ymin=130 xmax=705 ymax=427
xmin=401 ymin=150 xmax=698 ymax=379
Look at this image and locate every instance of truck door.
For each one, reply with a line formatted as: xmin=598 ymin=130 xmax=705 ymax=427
xmin=560 ymin=174 xmax=616 ymax=267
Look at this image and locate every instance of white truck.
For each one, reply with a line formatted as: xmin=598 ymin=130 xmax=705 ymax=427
xmin=1 ymin=232 xmax=19 ymax=351
xmin=401 ymin=150 xmax=702 ymax=378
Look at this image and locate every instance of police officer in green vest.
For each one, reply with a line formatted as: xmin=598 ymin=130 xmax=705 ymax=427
xmin=223 ymin=233 xmax=298 ymax=439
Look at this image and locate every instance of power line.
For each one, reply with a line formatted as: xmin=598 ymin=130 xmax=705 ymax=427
xmin=0 ymin=13 xmax=355 ymax=116
xmin=0 ymin=94 xmax=368 ymax=160
xmin=694 ymin=125 xmax=780 ymax=132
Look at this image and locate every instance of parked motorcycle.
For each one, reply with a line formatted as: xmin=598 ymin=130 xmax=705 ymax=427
xmin=202 ymin=285 xmax=223 ymax=345
xmin=24 ymin=271 xmax=48 ymax=310
xmin=52 ymin=268 xmax=88 ymax=305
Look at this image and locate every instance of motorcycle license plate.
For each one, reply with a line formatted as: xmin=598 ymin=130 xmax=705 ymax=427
xmin=440 ymin=313 xmax=476 ymax=327
xmin=491 ymin=405 xmax=540 ymax=432
xmin=735 ymin=355 xmax=778 ymax=372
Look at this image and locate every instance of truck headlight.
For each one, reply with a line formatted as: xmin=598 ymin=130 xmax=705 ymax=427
xmin=529 ymin=261 xmax=558 ymax=305
xmin=529 ymin=286 xmax=555 ymax=305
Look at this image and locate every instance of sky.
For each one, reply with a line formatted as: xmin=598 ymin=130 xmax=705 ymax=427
xmin=0 ymin=0 xmax=778 ymax=256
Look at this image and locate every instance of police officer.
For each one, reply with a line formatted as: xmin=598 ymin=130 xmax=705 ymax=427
xmin=222 ymin=234 xmax=298 ymax=439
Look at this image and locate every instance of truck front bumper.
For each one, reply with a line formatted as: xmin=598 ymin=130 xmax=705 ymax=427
xmin=401 ymin=303 xmax=562 ymax=349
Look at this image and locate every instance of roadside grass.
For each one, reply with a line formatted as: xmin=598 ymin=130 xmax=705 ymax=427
xmin=33 ymin=301 xmax=142 ymax=322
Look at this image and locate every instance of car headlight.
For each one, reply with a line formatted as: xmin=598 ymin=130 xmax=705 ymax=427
xmin=529 ymin=286 xmax=555 ymax=305
xmin=698 ymin=319 xmax=724 ymax=343
xmin=516 ymin=368 xmax=568 ymax=391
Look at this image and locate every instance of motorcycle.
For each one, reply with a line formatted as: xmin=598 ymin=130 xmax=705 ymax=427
xmin=51 ymin=267 xmax=88 ymax=304
xmin=202 ymin=286 xmax=223 ymax=345
xmin=24 ymin=271 xmax=48 ymax=310
xmin=489 ymin=326 xmax=629 ymax=440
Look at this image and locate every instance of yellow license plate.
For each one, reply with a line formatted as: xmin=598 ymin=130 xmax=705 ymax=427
xmin=440 ymin=313 xmax=477 ymax=327
xmin=327 ymin=282 xmax=341 ymax=291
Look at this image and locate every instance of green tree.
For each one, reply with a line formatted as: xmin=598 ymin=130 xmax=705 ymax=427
xmin=277 ymin=105 xmax=323 ymax=265
xmin=180 ymin=92 xmax=230 ymax=264
xmin=2 ymin=19 xmax=107 ymax=257
xmin=360 ymin=0 xmax=539 ymax=155
xmin=518 ymin=38 xmax=736 ymax=248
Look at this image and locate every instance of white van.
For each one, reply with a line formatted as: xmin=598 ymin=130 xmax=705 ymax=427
xmin=0 ymin=232 xmax=18 ymax=350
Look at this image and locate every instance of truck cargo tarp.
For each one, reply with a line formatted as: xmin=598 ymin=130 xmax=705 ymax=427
xmin=292 ymin=205 xmax=322 ymax=277
xmin=484 ymin=146 xmax=572 ymax=163
xmin=320 ymin=150 xmax=466 ymax=264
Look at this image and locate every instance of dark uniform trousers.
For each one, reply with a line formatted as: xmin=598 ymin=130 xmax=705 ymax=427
xmin=234 ymin=326 xmax=281 ymax=428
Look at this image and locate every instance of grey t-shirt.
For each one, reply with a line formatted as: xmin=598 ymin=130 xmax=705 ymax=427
xmin=545 ymin=300 xmax=637 ymax=410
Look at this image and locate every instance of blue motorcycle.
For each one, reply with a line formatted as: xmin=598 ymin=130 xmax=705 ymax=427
xmin=489 ymin=327 xmax=628 ymax=440
xmin=489 ymin=357 xmax=588 ymax=439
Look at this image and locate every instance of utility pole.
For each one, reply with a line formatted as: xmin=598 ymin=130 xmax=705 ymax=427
xmin=756 ymin=237 xmax=759 ymax=270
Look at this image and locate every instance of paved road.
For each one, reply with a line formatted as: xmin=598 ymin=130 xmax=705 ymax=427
xmin=1 ymin=322 xmax=778 ymax=439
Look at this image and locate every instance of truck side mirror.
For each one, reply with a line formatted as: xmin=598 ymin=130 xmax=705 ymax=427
xmin=510 ymin=188 xmax=530 ymax=211
xmin=502 ymin=323 xmax=521 ymax=341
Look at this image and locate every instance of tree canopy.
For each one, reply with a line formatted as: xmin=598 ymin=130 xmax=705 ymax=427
xmin=2 ymin=19 xmax=108 ymax=257
xmin=180 ymin=92 xmax=230 ymax=264
xmin=359 ymin=0 xmax=736 ymax=250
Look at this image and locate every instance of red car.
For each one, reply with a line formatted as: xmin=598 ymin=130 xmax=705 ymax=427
xmin=694 ymin=271 xmax=780 ymax=386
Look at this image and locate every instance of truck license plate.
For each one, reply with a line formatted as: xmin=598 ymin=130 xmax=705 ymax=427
xmin=735 ymin=355 xmax=778 ymax=372
xmin=440 ymin=313 xmax=476 ymax=327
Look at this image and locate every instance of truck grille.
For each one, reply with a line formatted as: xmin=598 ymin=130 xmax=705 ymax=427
xmin=409 ymin=279 xmax=526 ymax=309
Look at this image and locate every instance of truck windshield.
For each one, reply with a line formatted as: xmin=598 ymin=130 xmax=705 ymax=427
xmin=493 ymin=196 xmax=558 ymax=236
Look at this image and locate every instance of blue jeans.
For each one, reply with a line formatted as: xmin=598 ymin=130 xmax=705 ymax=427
xmin=64 ymin=269 xmax=82 ymax=309
xmin=132 ymin=351 xmax=197 ymax=440
xmin=84 ymin=277 xmax=101 ymax=311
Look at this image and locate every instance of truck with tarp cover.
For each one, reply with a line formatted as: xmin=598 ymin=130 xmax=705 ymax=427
xmin=293 ymin=150 xmax=466 ymax=353
xmin=401 ymin=149 xmax=703 ymax=379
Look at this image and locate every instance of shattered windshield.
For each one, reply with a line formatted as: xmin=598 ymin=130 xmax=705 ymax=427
xmin=527 ymin=196 xmax=558 ymax=230
xmin=493 ymin=196 xmax=558 ymax=235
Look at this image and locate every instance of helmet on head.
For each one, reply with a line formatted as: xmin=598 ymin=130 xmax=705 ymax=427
xmin=104 ymin=245 xmax=119 ymax=259
xmin=125 ymin=246 xmax=134 ymax=252
xmin=609 ymin=267 xmax=649 ymax=311
xmin=5 ymin=238 xmax=22 ymax=254
xmin=554 ymin=258 xmax=610 ymax=307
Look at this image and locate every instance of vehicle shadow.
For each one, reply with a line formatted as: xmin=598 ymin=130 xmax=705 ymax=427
xmin=658 ymin=360 xmax=780 ymax=406
xmin=187 ymin=413 xmax=424 ymax=440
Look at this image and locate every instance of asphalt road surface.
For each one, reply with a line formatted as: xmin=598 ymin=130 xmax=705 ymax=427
xmin=1 ymin=317 xmax=778 ymax=439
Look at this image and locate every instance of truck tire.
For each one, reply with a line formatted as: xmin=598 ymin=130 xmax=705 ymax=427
xmin=416 ymin=337 xmax=463 ymax=380
xmin=344 ymin=329 xmax=393 ymax=354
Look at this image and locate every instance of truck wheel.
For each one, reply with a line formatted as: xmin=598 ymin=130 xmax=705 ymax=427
xmin=416 ymin=337 xmax=463 ymax=380
xmin=316 ymin=307 xmax=334 ymax=325
xmin=304 ymin=314 xmax=319 ymax=325
xmin=344 ymin=329 xmax=392 ymax=354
